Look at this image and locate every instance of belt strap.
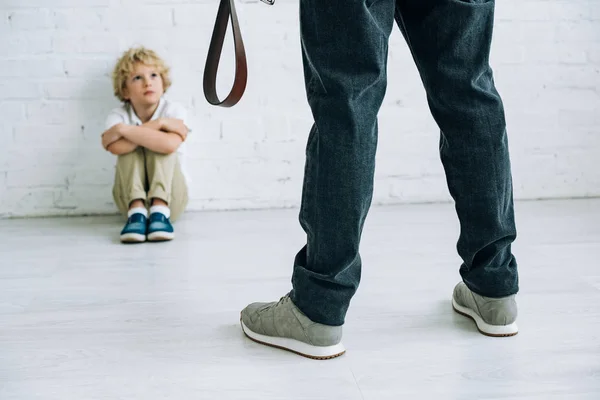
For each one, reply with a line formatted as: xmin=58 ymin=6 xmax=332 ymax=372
xmin=203 ymin=0 xmax=247 ymax=107
xmin=203 ymin=0 xmax=274 ymax=107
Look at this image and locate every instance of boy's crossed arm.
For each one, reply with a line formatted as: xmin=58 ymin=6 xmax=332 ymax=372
xmin=102 ymin=118 xmax=188 ymax=155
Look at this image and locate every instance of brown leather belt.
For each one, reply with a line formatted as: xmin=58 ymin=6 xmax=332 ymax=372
xmin=203 ymin=0 xmax=274 ymax=107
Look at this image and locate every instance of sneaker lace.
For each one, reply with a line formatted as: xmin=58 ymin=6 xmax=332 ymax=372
xmin=277 ymin=293 xmax=291 ymax=306
xmin=264 ymin=293 xmax=291 ymax=311
xmin=259 ymin=293 xmax=290 ymax=313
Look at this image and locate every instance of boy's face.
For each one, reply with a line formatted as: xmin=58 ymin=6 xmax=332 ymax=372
xmin=123 ymin=63 xmax=164 ymax=107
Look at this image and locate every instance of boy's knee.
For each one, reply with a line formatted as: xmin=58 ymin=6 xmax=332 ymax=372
xmin=145 ymin=149 xmax=178 ymax=164
xmin=116 ymin=147 xmax=143 ymax=164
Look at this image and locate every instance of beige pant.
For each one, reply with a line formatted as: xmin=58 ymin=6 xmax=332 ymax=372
xmin=112 ymin=147 xmax=188 ymax=222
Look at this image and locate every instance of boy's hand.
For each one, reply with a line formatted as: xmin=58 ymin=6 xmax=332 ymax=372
xmin=101 ymin=124 xmax=125 ymax=150
xmin=160 ymin=118 xmax=188 ymax=141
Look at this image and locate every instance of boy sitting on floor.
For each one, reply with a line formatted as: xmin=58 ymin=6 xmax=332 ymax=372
xmin=102 ymin=47 xmax=190 ymax=243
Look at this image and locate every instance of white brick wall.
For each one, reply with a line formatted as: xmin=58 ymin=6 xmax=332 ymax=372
xmin=1 ymin=0 xmax=599 ymax=218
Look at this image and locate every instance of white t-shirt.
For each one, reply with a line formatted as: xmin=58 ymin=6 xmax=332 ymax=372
xmin=104 ymin=97 xmax=191 ymax=185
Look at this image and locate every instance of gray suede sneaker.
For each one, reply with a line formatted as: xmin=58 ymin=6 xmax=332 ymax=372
xmin=452 ymin=282 xmax=518 ymax=337
xmin=240 ymin=294 xmax=346 ymax=360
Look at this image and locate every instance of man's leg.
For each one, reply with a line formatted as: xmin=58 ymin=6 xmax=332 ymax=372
xmin=395 ymin=0 xmax=518 ymax=335
xmin=240 ymin=0 xmax=396 ymax=359
xmin=288 ymin=0 xmax=397 ymax=327
xmin=112 ymin=147 xmax=149 ymax=243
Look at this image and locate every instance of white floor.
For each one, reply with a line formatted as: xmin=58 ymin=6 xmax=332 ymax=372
xmin=1 ymin=199 xmax=599 ymax=400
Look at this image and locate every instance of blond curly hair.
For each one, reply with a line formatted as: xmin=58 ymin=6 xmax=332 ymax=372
xmin=112 ymin=47 xmax=172 ymax=103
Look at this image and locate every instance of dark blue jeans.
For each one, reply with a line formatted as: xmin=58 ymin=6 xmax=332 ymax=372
xmin=290 ymin=0 xmax=519 ymax=326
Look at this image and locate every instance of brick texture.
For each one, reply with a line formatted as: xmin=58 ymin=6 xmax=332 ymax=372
xmin=0 ymin=0 xmax=599 ymax=218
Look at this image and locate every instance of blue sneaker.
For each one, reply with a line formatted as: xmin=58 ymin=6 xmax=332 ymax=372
xmin=120 ymin=213 xmax=147 ymax=243
xmin=147 ymin=212 xmax=174 ymax=242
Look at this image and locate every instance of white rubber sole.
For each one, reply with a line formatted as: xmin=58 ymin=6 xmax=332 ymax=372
xmin=240 ymin=320 xmax=346 ymax=360
xmin=452 ymin=298 xmax=518 ymax=337
xmin=147 ymin=231 xmax=174 ymax=242
xmin=120 ymin=233 xmax=146 ymax=243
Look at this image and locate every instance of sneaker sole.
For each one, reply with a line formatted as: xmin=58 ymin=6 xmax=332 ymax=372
xmin=120 ymin=233 xmax=146 ymax=243
xmin=452 ymin=298 xmax=518 ymax=337
xmin=240 ymin=319 xmax=346 ymax=360
xmin=147 ymin=231 xmax=174 ymax=242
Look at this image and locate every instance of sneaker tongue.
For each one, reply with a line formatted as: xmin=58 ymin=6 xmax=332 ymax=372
xmin=129 ymin=213 xmax=146 ymax=223
xmin=151 ymin=213 xmax=169 ymax=223
xmin=150 ymin=205 xmax=171 ymax=218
